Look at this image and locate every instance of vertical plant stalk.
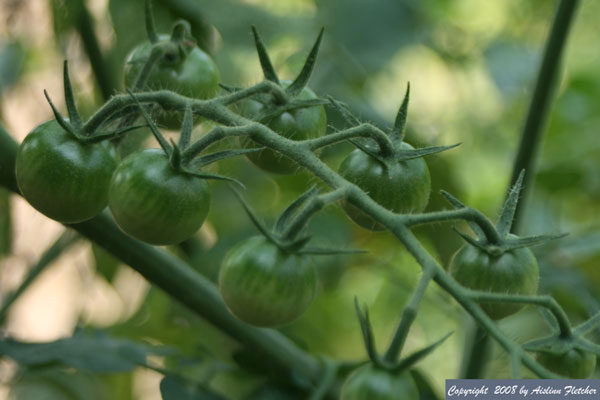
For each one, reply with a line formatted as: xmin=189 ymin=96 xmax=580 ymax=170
xmin=71 ymin=0 xmax=117 ymax=100
xmin=510 ymin=0 xmax=580 ymax=232
xmin=461 ymin=0 xmax=580 ymax=378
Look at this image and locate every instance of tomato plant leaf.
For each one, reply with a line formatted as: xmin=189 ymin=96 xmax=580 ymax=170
xmin=160 ymin=376 xmax=225 ymax=400
xmin=251 ymin=26 xmax=280 ymax=85
xmin=179 ymin=104 xmax=193 ymax=149
xmin=327 ymin=96 xmax=361 ymax=127
xmin=497 ymin=170 xmax=524 ymax=236
xmin=440 ymin=190 xmax=485 ymax=238
xmin=394 ymin=143 xmax=460 ymax=162
xmin=274 ymin=185 xmax=320 ymax=235
xmin=393 ymin=332 xmax=452 ymax=372
xmin=191 ymin=148 xmax=264 ymax=169
xmin=353 ymin=298 xmax=378 ymax=363
xmin=390 ymin=82 xmax=410 ymax=143
xmin=62 ymin=61 xmax=82 ymax=129
xmin=145 ymin=0 xmax=159 ymax=43
xmin=0 ymin=331 xmax=172 ymax=373
xmin=286 ymin=28 xmax=324 ymax=98
xmin=574 ymin=312 xmax=600 ymax=336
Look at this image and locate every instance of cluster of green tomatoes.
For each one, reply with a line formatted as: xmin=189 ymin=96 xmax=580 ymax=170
xmin=12 ymin=9 xmax=596 ymax=397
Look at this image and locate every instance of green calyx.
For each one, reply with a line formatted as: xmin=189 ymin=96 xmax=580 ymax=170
xmin=443 ymin=171 xmax=566 ymax=256
xmin=128 ymin=91 xmax=248 ymax=187
xmin=45 ymin=61 xmax=131 ymax=144
xmin=331 ymin=84 xmax=459 ymax=171
xmin=145 ymin=0 xmax=195 ymax=64
xmin=231 ymin=185 xmax=364 ymax=256
xmin=353 ymin=298 xmax=452 ymax=372
xmin=251 ymin=25 xmax=324 ymax=105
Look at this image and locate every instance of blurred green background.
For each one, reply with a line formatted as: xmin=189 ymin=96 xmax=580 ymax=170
xmin=0 ymin=0 xmax=599 ymax=398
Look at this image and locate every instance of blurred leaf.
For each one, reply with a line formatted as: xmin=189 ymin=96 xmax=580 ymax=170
xmin=91 ymin=243 xmax=120 ymax=283
xmin=0 ymin=41 xmax=25 ymax=93
xmin=160 ymin=376 xmax=226 ymax=400
xmin=243 ymin=381 xmax=304 ymax=400
xmin=0 ymin=188 xmax=11 ymax=257
xmin=9 ymin=367 xmax=108 ymax=400
xmin=0 ymin=330 xmax=171 ymax=373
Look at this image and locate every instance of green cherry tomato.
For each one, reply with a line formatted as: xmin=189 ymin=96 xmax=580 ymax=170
xmin=338 ymin=142 xmax=431 ymax=231
xmin=239 ymin=81 xmax=326 ymax=174
xmin=537 ymin=348 xmax=596 ymax=379
xmin=123 ymin=35 xmax=220 ymax=129
xmin=218 ymin=236 xmax=317 ymax=327
xmin=108 ymin=149 xmax=210 ymax=245
xmin=341 ymin=364 xmax=419 ymax=400
xmin=449 ymin=243 xmax=539 ymax=320
xmin=15 ymin=120 xmax=118 ymax=223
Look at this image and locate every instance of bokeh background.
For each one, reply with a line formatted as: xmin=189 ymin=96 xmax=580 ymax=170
xmin=0 ymin=0 xmax=599 ymax=398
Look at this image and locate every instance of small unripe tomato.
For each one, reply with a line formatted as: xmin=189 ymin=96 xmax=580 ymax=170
xmin=108 ymin=149 xmax=210 ymax=245
xmin=218 ymin=236 xmax=317 ymax=327
xmin=16 ymin=120 xmax=118 ymax=223
xmin=123 ymin=35 xmax=220 ymax=129
xmin=239 ymin=81 xmax=326 ymax=174
xmin=449 ymin=243 xmax=539 ymax=320
xmin=341 ymin=364 xmax=419 ymax=400
xmin=537 ymin=348 xmax=596 ymax=379
xmin=338 ymin=142 xmax=431 ymax=231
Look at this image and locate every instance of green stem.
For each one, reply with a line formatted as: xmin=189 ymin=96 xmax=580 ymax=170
xmin=467 ymin=291 xmax=572 ymax=338
xmin=509 ymin=0 xmax=580 ymax=233
xmin=0 ymin=230 xmax=79 ymax=324
xmin=281 ymin=188 xmax=348 ymax=242
xmin=460 ymin=324 xmax=491 ymax=378
xmin=384 ymin=266 xmax=436 ymax=363
xmin=217 ymin=80 xmax=287 ymax=106
xmin=303 ymin=124 xmax=394 ymax=156
xmin=71 ymin=0 xmax=116 ymax=101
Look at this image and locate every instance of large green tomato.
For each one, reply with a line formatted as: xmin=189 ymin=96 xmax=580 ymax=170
xmin=16 ymin=120 xmax=118 ymax=223
xmin=108 ymin=149 xmax=210 ymax=245
xmin=239 ymin=81 xmax=326 ymax=174
xmin=338 ymin=142 xmax=431 ymax=231
xmin=449 ymin=242 xmax=539 ymax=320
xmin=537 ymin=348 xmax=596 ymax=379
xmin=341 ymin=364 xmax=419 ymax=400
xmin=218 ymin=236 xmax=317 ymax=327
xmin=123 ymin=35 xmax=220 ymax=129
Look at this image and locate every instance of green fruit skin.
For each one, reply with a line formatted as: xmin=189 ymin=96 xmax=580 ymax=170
xmin=16 ymin=120 xmax=118 ymax=223
xmin=537 ymin=348 xmax=596 ymax=379
xmin=123 ymin=35 xmax=220 ymax=129
xmin=239 ymin=81 xmax=327 ymax=174
xmin=218 ymin=236 xmax=317 ymax=327
xmin=108 ymin=149 xmax=210 ymax=245
xmin=338 ymin=142 xmax=431 ymax=231
xmin=449 ymin=244 xmax=539 ymax=320
xmin=341 ymin=365 xmax=419 ymax=400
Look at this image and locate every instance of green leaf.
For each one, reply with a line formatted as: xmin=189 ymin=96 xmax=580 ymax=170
xmin=251 ymin=26 xmax=280 ymax=84
xmin=275 ymin=185 xmax=320 ymax=234
xmin=63 ymin=61 xmax=82 ymax=129
xmin=160 ymin=376 xmax=225 ymax=400
xmin=394 ymin=143 xmax=460 ymax=162
xmin=390 ymin=82 xmax=410 ymax=143
xmin=393 ymin=332 xmax=452 ymax=372
xmin=496 ymin=170 xmax=524 ymax=237
xmin=354 ymin=298 xmax=378 ymax=363
xmin=440 ymin=190 xmax=485 ymax=239
xmin=191 ymin=148 xmax=264 ymax=169
xmin=0 ymin=331 xmax=171 ymax=373
xmin=327 ymin=96 xmax=361 ymax=126
xmin=286 ymin=28 xmax=324 ymax=97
